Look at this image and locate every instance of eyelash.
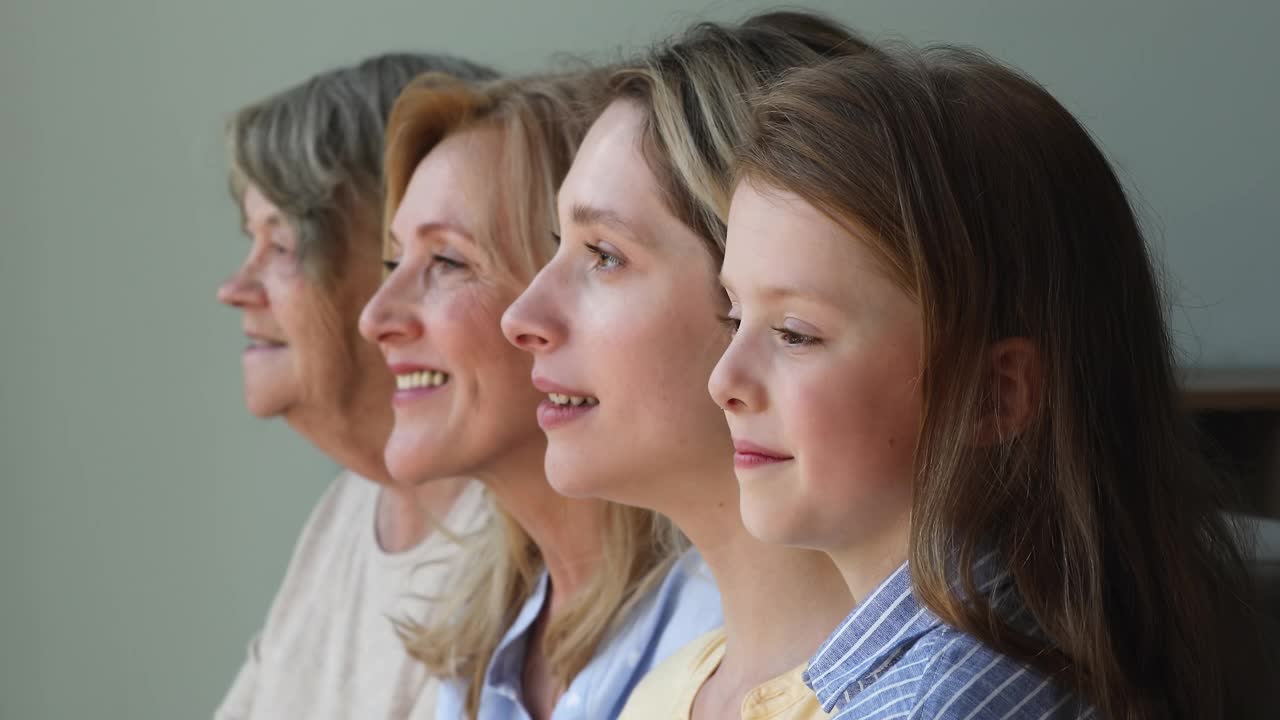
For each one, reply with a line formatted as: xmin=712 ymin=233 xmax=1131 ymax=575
xmin=717 ymin=315 xmax=821 ymax=347
xmin=379 ymin=255 xmax=467 ymax=274
xmin=774 ymin=327 xmax=820 ymax=346
xmin=585 ymin=243 xmax=622 ymax=270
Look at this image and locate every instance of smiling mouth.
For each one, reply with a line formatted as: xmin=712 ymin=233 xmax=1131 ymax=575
xmin=546 ymin=392 xmax=598 ymax=407
xmin=246 ymin=338 xmax=286 ymax=351
xmin=395 ymin=370 xmax=450 ymax=390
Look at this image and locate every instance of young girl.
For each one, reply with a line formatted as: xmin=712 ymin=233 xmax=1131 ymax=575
xmin=710 ymin=48 xmax=1269 ymax=719
xmin=502 ymin=12 xmax=867 ymax=720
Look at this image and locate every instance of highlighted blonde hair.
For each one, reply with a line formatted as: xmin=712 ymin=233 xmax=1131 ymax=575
xmin=382 ymin=72 xmax=684 ymax=719
xmin=604 ymin=11 xmax=872 ymax=260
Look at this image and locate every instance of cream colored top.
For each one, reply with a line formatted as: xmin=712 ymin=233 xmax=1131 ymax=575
xmin=619 ymin=628 xmax=829 ymax=720
xmin=214 ymin=472 xmax=488 ymax=720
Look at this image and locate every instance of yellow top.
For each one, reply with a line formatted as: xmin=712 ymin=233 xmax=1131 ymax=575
xmin=618 ymin=628 xmax=829 ymax=720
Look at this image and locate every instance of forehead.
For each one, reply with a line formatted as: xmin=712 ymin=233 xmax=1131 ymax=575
xmin=559 ymin=100 xmax=661 ymax=217
xmin=241 ymin=184 xmax=283 ymax=228
xmin=723 ymin=181 xmax=886 ymax=302
xmin=392 ymin=125 xmax=503 ymax=238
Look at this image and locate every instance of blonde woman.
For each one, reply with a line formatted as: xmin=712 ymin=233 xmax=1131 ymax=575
xmin=214 ymin=54 xmax=497 ymax=719
xmin=359 ymin=71 xmax=722 ymax=720
xmin=502 ymin=13 xmax=869 ymax=719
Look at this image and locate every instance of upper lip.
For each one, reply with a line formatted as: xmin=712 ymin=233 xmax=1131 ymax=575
xmin=733 ymin=439 xmax=793 ymax=459
xmin=244 ymin=331 xmax=285 ymax=345
xmin=531 ymin=374 xmax=593 ymax=397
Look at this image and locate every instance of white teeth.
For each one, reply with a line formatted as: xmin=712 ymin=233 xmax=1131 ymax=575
xmin=548 ymin=393 xmax=598 ymax=407
xmin=396 ymin=370 xmax=449 ymax=390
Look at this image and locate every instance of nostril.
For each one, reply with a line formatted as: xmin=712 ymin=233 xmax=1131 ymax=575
xmin=517 ymin=333 xmax=548 ymax=349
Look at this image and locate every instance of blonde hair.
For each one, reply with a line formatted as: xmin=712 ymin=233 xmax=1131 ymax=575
xmin=605 ymin=11 xmax=872 ymax=261
xmin=381 ymin=72 xmax=686 ymax=718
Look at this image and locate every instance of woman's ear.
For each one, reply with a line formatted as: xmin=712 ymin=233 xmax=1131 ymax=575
xmin=978 ymin=337 xmax=1042 ymax=445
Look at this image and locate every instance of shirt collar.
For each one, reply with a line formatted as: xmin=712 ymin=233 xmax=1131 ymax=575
xmin=803 ymin=551 xmax=1010 ymax=714
xmin=486 ymin=570 xmax=551 ymax=694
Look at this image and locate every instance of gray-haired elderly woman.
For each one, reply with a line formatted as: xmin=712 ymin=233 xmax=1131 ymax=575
xmin=214 ymin=53 xmax=496 ymax=720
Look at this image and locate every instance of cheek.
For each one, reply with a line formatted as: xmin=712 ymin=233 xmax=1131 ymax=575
xmin=436 ymin=286 xmax=536 ymax=394
xmin=789 ymin=357 xmax=921 ymax=494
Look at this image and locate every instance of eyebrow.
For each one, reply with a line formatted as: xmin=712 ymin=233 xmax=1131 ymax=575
xmin=568 ymin=203 xmax=646 ymax=246
xmin=387 ymin=220 xmax=476 ymax=246
xmin=718 ymin=274 xmax=825 ymax=305
xmin=241 ymin=214 xmax=282 ymax=237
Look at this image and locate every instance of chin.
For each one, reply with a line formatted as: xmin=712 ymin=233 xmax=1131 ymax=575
xmin=543 ymin=448 xmax=613 ymax=500
xmin=243 ymin=389 xmax=289 ymax=419
xmin=739 ymin=494 xmax=813 ymax=548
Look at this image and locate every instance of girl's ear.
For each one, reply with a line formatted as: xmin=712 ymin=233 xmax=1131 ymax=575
xmin=978 ymin=337 xmax=1042 ymax=445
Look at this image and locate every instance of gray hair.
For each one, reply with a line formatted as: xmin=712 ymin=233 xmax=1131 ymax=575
xmin=227 ymin=52 xmax=498 ymax=281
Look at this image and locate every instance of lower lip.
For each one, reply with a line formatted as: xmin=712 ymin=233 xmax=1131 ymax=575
xmin=392 ymin=384 xmax=448 ymax=407
xmin=734 ymin=452 xmax=793 ymax=469
xmin=536 ymin=399 xmax=596 ymax=430
xmin=244 ymin=344 xmax=285 ymax=354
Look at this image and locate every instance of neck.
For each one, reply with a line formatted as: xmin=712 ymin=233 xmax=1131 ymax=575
xmin=374 ymin=478 xmax=472 ymax=553
xmin=826 ymin=510 xmax=912 ymax=603
xmin=662 ymin=463 xmax=853 ymax=691
xmin=286 ymin=393 xmax=464 ymax=554
xmin=285 ymin=396 xmax=394 ymax=485
xmin=480 ymin=436 xmax=609 ymax=615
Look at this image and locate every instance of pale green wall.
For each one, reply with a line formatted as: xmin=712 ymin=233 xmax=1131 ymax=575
xmin=1 ymin=0 xmax=1277 ymax=717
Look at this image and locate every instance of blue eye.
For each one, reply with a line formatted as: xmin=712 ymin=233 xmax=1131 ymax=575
xmin=774 ymin=327 xmax=819 ymax=346
xmin=584 ymin=243 xmax=622 ymax=270
xmin=432 ymin=254 xmax=467 ymax=272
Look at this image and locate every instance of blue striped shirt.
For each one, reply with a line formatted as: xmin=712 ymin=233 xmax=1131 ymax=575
xmin=803 ymin=558 xmax=1093 ymax=719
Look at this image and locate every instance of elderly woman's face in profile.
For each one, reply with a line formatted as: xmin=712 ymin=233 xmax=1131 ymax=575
xmin=359 ymin=126 xmax=546 ymax=486
xmin=217 ymin=184 xmax=383 ymax=420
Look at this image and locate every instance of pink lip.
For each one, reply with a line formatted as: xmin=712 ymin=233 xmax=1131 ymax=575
xmin=536 ymin=398 xmax=596 ymax=430
xmin=531 ymin=375 xmax=597 ymax=430
xmin=531 ymin=375 xmax=591 ymax=396
xmin=243 ymin=335 xmax=286 ymax=354
xmin=732 ymin=440 xmax=794 ymax=470
xmin=387 ymin=362 xmax=449 ymax=408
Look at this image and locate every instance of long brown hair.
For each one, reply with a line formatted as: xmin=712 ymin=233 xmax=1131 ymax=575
xmin=382 ymin=72 xmax=685 ymax=719
xmin=735 ymin=47 xmax=1270 ymax=719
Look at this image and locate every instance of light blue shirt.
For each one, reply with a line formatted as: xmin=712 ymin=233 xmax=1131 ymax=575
xmin=435 ymin=549 xmax=722 ymax=720
xmin=805 ymin=554 xmax=1094 ymax=719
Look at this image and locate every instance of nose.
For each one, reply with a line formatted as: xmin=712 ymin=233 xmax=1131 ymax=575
xmin=708 ymin=334 xmax=765 ymax=414
xmin=359 ymin=273 xmax=424 ymax=347
xmin=501 ymin=265 xmax=566 ymax=354
xmin=216 ymin=264 xmax=266 ymax=309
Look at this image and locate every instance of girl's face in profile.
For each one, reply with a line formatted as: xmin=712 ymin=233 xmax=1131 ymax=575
xmin=502 ymin=99 xmax=732 ymax=508
xmin=709 ymin=181 xmax=924 ymax=554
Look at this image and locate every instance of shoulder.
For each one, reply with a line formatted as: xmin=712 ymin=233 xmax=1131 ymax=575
xmin=646 ymin=550 xmax=724 ymax=654
xmin=656 ymin=549 xmax=722 ymax=609
xmin=286 ymin=471 xmax=377 ymax=559
xmin=618 ymin=629 xmax=723 ymax=720
xmin=906 ymin=627 xmax=1087 ymax=719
